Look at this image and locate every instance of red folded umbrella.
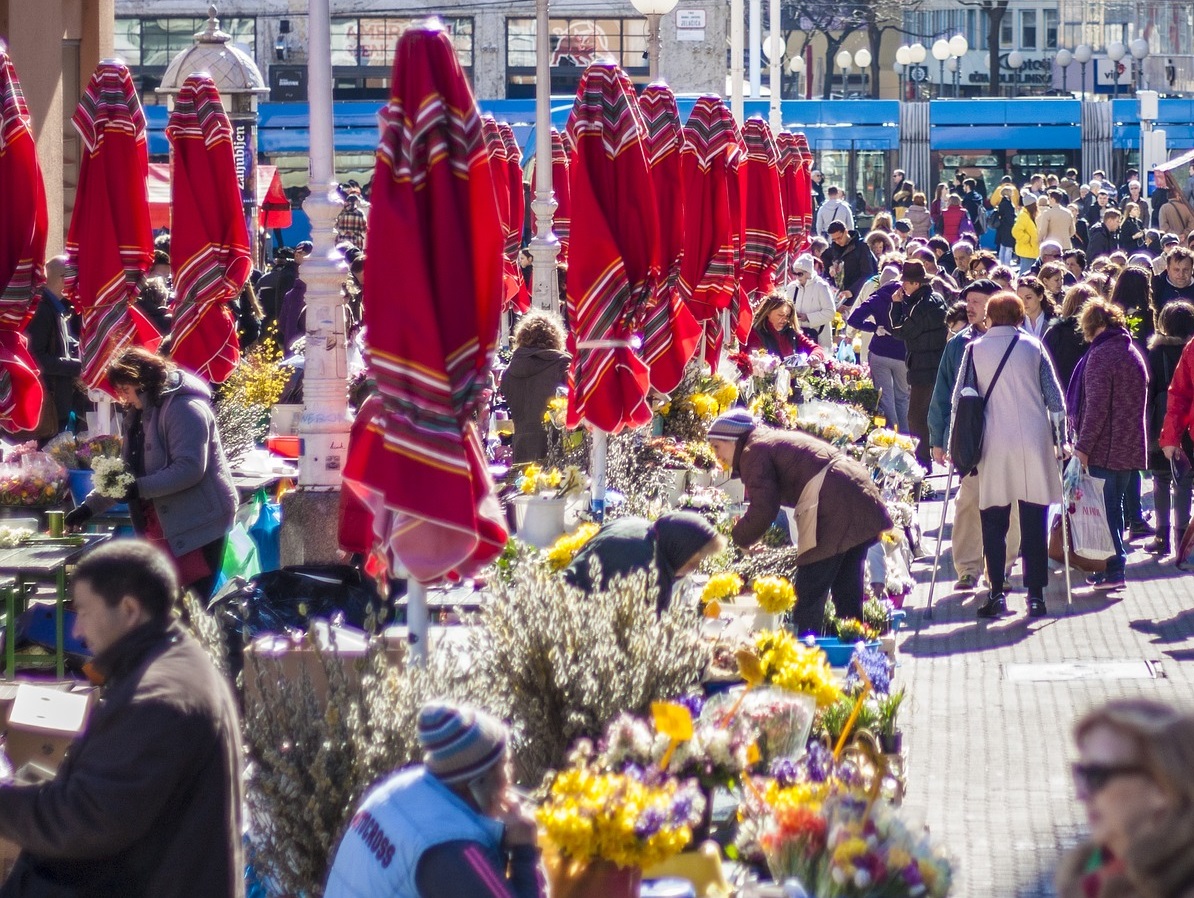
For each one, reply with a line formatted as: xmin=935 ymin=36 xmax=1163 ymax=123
xmin=775 ymin=130 xmax=801 ymax=278
xmin=638 ymin=83 xmax=699 ymax=394
xmin=166 ymin=74 xmax=252 ymax=384
xmin=342 ymin=23 xmax=507 ymax=582
xmin=564 ymin=63 xmax=660 ymax=434
xmin=725 ymin=118 xmax=753 ymax=349
xmin=678 ymin=96 xmax=739 ymax=367
xmin=65 ymin=60 xmax=157 ymax=391
xmin=548 ymin=127 xmax=572 ymax=266
xmin=483 ymin=115 xmax=525 ymax=313
xmin=0 ymin=48 xmax=47 ymax=433
xmin=499 ymin=122 xmax=524 ymax=256
xmin=740 ymin=118 xmax=786 ymax=301
xmin=792 ymin=133 xmax=815 ymax=252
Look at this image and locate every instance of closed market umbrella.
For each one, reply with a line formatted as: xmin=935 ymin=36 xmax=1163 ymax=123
xmin=792 ymin=133 xmax=815 ymax=252
xmin=725 ymin=119 xmax=753 ymax=350
xmin=547 ymin=127 xmax=571 ymax=266
xmin=638 ymin=82 xmax=699 ymax=394
xmin=678 ymin=95 xmax=739 ymax=367
xmin=775 ymin=130 xmax=801 ymax=279
xmin=65 ymin=60 xmax=156 ymax=391
xmin=483 ymin=115 xmax=525 ymax=312
xmin=342 ymin=23 xmax=507 ymax=584
xmin=564 ymin=62 xmax=659 ymax=436
xmin=499 ymin=121 xmax=525 ymax=256
xmin=739 ymin=117 xmax=786 ymax=300
xmin=166 ymin=73 xmax=252 ymax=384
xmin=0 ymin=47 xmax=46 ymax=433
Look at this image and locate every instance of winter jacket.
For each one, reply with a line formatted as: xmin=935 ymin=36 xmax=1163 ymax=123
xmin=994 ymin=197 xmax=1017 ymax=248
xmin=1160 ymin=200 xmax=1194 ymax=238
xmin=889 ymin=284 xmax=948 ymax=386
xmin=846 ymin=282 xmax=904 ymax=361
xmin=786 ymin=273 xmax=837 ymax=348
xmin=26 ymin=287 xmax=83 ymax=433
xmin=746 ymin=322 xmax=822 ymax=359
xmin=83 ymin=369 xmax=238 ymax=558
xmin=821 ymin=233 xmax=877 ymax=301
xmin=815 ymin=197 xmax=854 ymax=235
xmin=955 ymin=327 xmax=1065 ymax=509
xmin=0 ymin=620 xmax=244 ymax=898
xmin=1012 ymin=208 xmax=1040 ymax=259
xmin=1071 ymin=327 xmax=1149 ymax=471
xmin=1147 ymin=334 xmax=1191 ymax=468
xmin=1160 ymin=337 xmax=1194 ymax=450
xmin=928 ymin=324 xmax=981 ymax=449
xmin=904 ymin=204 xmax=933 ymax=240
xmin=940 ymin=205 xmax=975 ymax=245
xmin=499 ymin=347 xmax=570 ymax=464
xmin=728 ymin=427 xmax=892 ymax=564
xmin=1087 ymin=222 xmax=1126 ymax=260
xmin=1056 ymin=812 xmax=1194 ymax=898
xmin=1036 ymin=203 xmax=1076 ymax=249
xmin=1042 ymin=315 xmax=1088 ymax=391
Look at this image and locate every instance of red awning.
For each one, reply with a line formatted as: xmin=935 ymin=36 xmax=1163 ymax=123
xmin=147 ymin=163 xmax=290 ymax=231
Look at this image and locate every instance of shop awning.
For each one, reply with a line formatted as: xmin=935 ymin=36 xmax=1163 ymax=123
xmin=147 ymin=162 xmax=291 ymax=231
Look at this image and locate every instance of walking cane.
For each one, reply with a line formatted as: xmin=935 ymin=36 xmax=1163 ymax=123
xmin=925 ymin=464 xmax=956 ymax=619
xmin=1053 ymin=414 xmax=1074 ymax=611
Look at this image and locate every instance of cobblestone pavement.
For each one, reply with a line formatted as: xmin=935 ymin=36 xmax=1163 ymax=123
xmin=897 ymin=475 xmax=1194 ymax=897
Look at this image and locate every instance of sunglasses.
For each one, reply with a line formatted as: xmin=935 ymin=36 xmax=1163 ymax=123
xmin=1071 ymin=762 xmax=1147 ymax=795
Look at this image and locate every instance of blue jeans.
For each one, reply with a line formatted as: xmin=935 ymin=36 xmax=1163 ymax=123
xmin=1089 ymin=466 xmax=1130 ymax=575
xmin=867 ymin=353 xmax=910 ymax=434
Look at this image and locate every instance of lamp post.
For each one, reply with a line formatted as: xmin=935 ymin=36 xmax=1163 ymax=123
xmin=1108 ymin=40 xmax=1126 ymax=101
xmin=946 ymin=57 xmax=958 ymax=98
xmin=836 ymin=48 xmax=853 ymax=96
xmin=631 ymin=0 xmax=680 ymax=82
xmin=1074 ymin=44 xmax=1093 ymax=99
xmin=529 ymin=0 xmax=560 ymax=315
xmin=948 ymin=34 xmax=968 ymax=97
xmin=931 ymin=38 xmax=950 ymax=97
xmin=1007 ymin=50 xmax=1024 ymax=98
xmin=789 ymin=54 xmax=805 ymax=99
xmin=1056 ymin=47 xmax=1073 ymax=94
xmin=909 ymin=42 xmax=927 ymax=99
xmin=1129 ymin=37 xmax=1150 ymax=91
xmin=896 ymin=44 xmax=912 ymax=99
xmin=854 ymin=47 xmax=872 ymax=97
xmin=762 ymin=31 xmax=784 ymax=129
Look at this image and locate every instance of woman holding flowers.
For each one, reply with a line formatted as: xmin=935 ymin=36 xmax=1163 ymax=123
xmin=747 ymin=292 xmax=824 ymax=361
xmin=65 ymin=348 xmax=237 ymax=599
xmin=707 ymin=410 xmax=892 ymax=634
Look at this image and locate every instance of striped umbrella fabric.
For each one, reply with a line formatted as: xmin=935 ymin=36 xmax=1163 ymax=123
xmin=564 ymin=62 xmax=660 ymax=434
xmin=499 ymin=121 xmax=524 ymax=257
xmin=165 ymin=74 xmax=252 ymax=384
xmin=0 ymin=47 xmax=46 ymax=433
xmin=65 ymin=60 xmax=156 ymax=391
xmin=342 ymin=23 xmax=507 ymax=582
xmin=678 ymin=95 xmax=739 ymax=367
xmin=792 ymin=133 xmax=815 ymax=250
xmin=482 ymin=115 xmax=525 ymax=312
xmin=549 ymin=127 xmax=572 ymax=266
xmin=739 ymin=117 xmax=786 ymax=300
xmin=775 ymin=130 xmax=802 ymax=278
xmin=724 ymin=117 xmax=752 ymax=350
xmin=638 ymin=82 xmax=699 ymax=394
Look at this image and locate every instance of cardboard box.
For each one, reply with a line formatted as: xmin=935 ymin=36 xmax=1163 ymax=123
xmin=5 ymin=683 xmax=91 ymax=772
xmin=0 ymin=680 xmax=77 ymax=739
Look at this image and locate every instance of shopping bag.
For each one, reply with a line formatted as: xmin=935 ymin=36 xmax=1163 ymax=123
xmin=1067 ymin=468 xmax=1116 ymax=560
xmin=1048 ymin=512 xmax=1106 ymax=573
xmin=247 ymin=490 xmax=282 ymax=573
xmin=221 ymin=522 xmax=262 ymax=583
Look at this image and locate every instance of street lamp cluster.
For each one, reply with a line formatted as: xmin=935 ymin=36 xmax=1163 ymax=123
xmin=1056 ymin=39 xmax=1148 ymax=99
xmin=896 ymin=35 xmax=966 ymax=98
xmin=835 ymin=46 xmax=872 ymax=96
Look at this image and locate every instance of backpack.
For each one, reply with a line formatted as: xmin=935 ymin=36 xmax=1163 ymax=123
xmin=949 ymin=335 xmax=1020 ymax=476
xmin=986 ymin=206 xmax=1002 ymax=233
xmin=973 ymin=202 xmax=988 ymax=235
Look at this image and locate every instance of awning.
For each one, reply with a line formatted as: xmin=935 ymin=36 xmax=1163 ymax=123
xmin=147 ymin=163 xmax=291 ymax=230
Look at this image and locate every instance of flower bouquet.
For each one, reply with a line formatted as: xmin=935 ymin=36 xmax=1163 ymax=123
xmin=754 ymin=629 xmax=842 ymax=709
xmin=545 ymin=523 xmax=600 ymax=572
xmin=0 ymin=522 xmax=36 ymax=548
xmin=90 ymin=456 xmax=136 ymax=501
xmin=44 ymin=433 xmax=122 ymax=471
xmin=514 ymin=463 xmax=586 ymax=499
xmin=0 ymin=451 xmax=69 ymax=507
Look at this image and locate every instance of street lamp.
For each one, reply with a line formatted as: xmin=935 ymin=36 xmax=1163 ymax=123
xmin=762 ymin=30 xmax=784 ymax=129
xmin=932 ymin=38 xmax=951 ymax=98
xmin=530 ymin=0 xmax=560 ymax=314
xmin=1007 ymin=50 xmax=1024 ymax=98
xmin=1108 ymin=40 xmax=1126 ymax=101
xmin=896 ymin=44 xmax=912 ymax=99
xmin=1056 ymin=47 xmax=1073 ymax=94
xmin=948 ymin=34 xmax=968 ymax=98
xmin=1074 ymin=43 xmax=1093 ymax=99
xmin=789 ymin=54 xmax=805 ymax=98
xmin=1130 ymin=37 xmax=1150 ymax=91
xmin=631 ymin=0 xmax=680 ymax=82
xmin=836 ymin=48 xmax=854 ymax=96
xmin=854 ymin=47 xmax=871 ymax=96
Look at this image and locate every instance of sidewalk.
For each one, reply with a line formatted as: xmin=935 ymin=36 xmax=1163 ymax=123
xmin=896 ymin=477 xmax=1194 ymax=897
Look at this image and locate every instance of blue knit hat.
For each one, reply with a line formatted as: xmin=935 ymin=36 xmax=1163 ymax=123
xmin=707 ymin=409 xmax=757 ymax=442
xmin=418 ymin=702 xmax=507 ymax=785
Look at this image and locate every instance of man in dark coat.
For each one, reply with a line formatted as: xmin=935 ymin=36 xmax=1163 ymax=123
xmin=823 ymin=220 xmax=877 ymax=308
xmin=707 ymin=411 xmax=892 ymax=633
xmin=565 ymin=512 xmax=723 ymax=612
xmin=25 ymin=255 xmax=85 ymax=435
xmin=0 ymin=540 xmax=244 ymax=898
xmin=890 ymin=259 xmax=949 ymax=473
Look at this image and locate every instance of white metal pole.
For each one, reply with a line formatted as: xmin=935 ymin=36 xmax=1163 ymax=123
xmin=731 ymin=0 xmax=745 ymax=122
xmin=406 ymin=579 xmax=429 ymax=665
xmin=591 ymin=430 xmax=609 ymax=520
xmin=749 ymin=0 xmax=762 ymax=98
xmin=530 ymin=0 xmax=561 ymax=314
xmin=647 ymin=12 xmax=662 ymax=81
xmin=769 ymin=0 xmax=782 ymax=131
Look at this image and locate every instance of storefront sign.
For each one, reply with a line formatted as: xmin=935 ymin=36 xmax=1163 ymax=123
xmin=677 ymin=9 xmax=705 ymax=41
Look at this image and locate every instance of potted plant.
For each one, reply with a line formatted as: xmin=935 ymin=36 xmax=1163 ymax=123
xmin=509 ymin=464 xmax=586 ymax=547
xmin=876 ymin=687 xmax=906 ymax=755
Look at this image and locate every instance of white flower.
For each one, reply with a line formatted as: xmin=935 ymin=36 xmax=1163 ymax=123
xmin=91 ymin=456 xmax=135 ymax=500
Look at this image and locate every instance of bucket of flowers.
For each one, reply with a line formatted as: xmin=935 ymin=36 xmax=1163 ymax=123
xmin=45 ymin=433 xmax=127 ymax=511
xmin=509 ymin=464 xmax=587 ymax=548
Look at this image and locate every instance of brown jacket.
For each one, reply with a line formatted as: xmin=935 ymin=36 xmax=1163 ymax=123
xmin=0 ymin=621 xmax=244 ymax=898
xmin=500 ymin=347 xmax=571 ymax=464
xmin=1057 ymin=816 xmax=1194 ymax=898
xmin=730 ymin=428 xmax=892 ymax=564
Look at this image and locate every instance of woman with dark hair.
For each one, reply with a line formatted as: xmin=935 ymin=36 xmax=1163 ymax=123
xmin=747 ymin=292 xmax=823 ymax=359
xmin=64 ymin=348 xmax=238 ymax=599
xmin=500 ymin=310 xmax=571 ymax=464
xmin=1017 ymin=275 xmax=1058 ymax=340
xmin=1043 ymin=282 xmax=1096 ymax=390
xmin=1146 ymin=300 xmax=1194 ymax=556
xmin=1109 ymin=264 xmax=1156 ymax=345
xmin=1069 ymin=299 xmax=1149 ymax=590
xmin=956 ymin=291 xmax=1066 ymax=618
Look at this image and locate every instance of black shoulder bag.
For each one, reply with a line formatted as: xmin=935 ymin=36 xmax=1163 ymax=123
xmin=949 ymin=335 xmax=1019 ymax=476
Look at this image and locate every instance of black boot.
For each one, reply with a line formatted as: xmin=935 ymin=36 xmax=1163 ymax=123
xmin=1145 ymin=527 xmax=1171 ymax=556
xmin=977 ymin=592 xmax=1008 ymax=619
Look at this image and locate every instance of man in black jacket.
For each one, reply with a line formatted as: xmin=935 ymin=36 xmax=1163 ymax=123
xmin=890 ymin=259 xmax=948 ymax=473
xmin=823 ymin=221 xmax=877 ymax=309
xmin=0 ymin=540 xmax=244 ymax=898
xmin=1086 ymin=208 xmax=1125 ymax=260
xmin=25 ymin=255 xmax=85 ymax=435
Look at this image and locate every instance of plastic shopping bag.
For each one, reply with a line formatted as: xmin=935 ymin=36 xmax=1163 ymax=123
xmin=1066 ymin=464 xmax=1116 ymax=561
xmin=247 ymin=490 xmax=282 ymax=573
xmin=220 ymin=522 xmax=262 ymax=584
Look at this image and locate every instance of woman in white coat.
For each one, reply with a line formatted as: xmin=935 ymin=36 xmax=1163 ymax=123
xmin=787 ymin=253 xmax=836 ymax=350
xmin=953 ymin=291 xmax=1066 ymax=620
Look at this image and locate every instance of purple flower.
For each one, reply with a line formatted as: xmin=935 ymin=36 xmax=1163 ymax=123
xmin=804 ymin=742 xmax=833 ymax=783
xmin=674 ymin=692 xmax=705 ymax=720
xmin=902 ymin=863 xmax=924 ymax=885
xmin=770 ymin=757 xmax=801 ymax=787
xmin=846 ymin=646 xmax=892 ymax=695
xmin=670 ymin=793 xmax=694 ymax=825
xmin=635 ymin=807 xmax=667 ymax=838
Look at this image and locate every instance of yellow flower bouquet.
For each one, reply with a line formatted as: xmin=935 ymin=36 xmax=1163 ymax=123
xmin=752 ymin=576 xmax=797 ymax=614
xmin=754 ymin=630 xmax=842 ymax=708
xmin=545 ymin=523 xmax=600 ymax=571
xmin=701 ymin=572 xmax=743 ymax=605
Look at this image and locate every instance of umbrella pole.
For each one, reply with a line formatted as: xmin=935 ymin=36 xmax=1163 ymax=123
xmin=407 ymin=579 xmax=429 ymax=666
xmin=591 ymin=430 xmax=609 ymax=523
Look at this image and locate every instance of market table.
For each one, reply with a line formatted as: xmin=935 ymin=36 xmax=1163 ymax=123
xmin=0 ymin=534 xmax=109 ymax=679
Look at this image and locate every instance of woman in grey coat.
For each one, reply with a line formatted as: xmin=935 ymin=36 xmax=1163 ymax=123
xmin=66 ymin=348 xmax=238 ymax=598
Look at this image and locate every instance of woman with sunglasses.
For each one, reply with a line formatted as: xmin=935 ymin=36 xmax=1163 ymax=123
xmin=1057 ymin=699 xmax=1194 ymax=898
